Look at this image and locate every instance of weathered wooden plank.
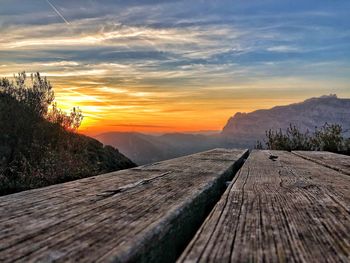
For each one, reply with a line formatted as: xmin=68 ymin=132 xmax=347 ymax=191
xmin=0 ymin=148 xmax=248 ymax=263
xmin=293 ymin=151 xmax=350 ymax=175
xmin=178 ymin=150 xmax=350 ymax=263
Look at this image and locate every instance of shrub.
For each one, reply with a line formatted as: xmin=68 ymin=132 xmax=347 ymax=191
xmin=0 ymin=72 xmax=135 ymax=195
xmin=311 ymin=123 xmax=343 ymax=152
xmin=258 ymin=123 xmax=349 ymax=154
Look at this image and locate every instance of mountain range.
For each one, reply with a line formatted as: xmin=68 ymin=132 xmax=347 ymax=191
xmin=95 ymin=95 xmax=350 ymax=165
xmin=95 ymin=132 xmax=222 ymax=165
xmin=0 ymin=91 xmax=136 ymax=195
xmin=222 ymin=94 xmax=350 ymax=145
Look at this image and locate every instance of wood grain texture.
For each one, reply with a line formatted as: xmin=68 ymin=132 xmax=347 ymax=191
xmin=293 ymin=151 xmax=350 ymax=175
xmin=178 ymin=150 xmax=350 ymax=263
xmin=0 ymin=148 xmax=248 ymax=263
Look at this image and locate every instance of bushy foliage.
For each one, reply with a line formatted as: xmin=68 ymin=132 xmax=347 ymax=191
xmin=311 ymin=123 xmax=343 ymax=152
xmin=1 ymin=72 xmax=83 ymax=130
xmin=258 ymin=123 xmax=349 ymax=153
xmin=265 ymin=125 xmax=312 ymax=151
xmin=1 ymin=72 xmax=54 ymax=118
xmin=47 ymin=103 xmax=83 ymax=131
xmin=0 ymin=72 xmax=135 ymax=195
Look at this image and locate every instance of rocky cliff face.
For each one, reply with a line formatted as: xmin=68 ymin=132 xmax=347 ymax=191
xmin=95 ymin=95 xmax=350 ymax=164
xmin=222 ymin=95 xmax=350 ymax=141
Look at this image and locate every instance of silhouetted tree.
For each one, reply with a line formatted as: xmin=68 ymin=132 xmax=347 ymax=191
xmin=1 ymin=72 xmax=54 ymax=118
xmin=1 ymin=71 xmax=135 ymax=195
xmin=47 ymin=103 xmax=83 ymax=131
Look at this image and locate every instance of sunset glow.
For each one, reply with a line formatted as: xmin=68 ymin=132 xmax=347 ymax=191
xmin=1 ymin=0 xmax=350 ymax=135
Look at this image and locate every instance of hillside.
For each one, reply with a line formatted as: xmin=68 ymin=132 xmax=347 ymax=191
xmin=95 ymin=132 xmax=222 ymax=164
xmin=0 ymin=92 xmax=136 ymax=195
xmin=95 ymin=132 xmax=172 ymax=165
xmin=222 ymin=95 xmax=350 ymax=146
xmin=96 ymin=95 xmax=350 ymax=164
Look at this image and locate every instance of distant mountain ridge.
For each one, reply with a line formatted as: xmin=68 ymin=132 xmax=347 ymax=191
xmin=0 ymin=92 xmax=136 ymax=195
xmin=95 ymin=132 xmax=171 ymax=165
xmin=95 ymin=95 xmax=350 ymax=164
xmin=222 ymin=95 xmax=350 ymax=144
xmin=95 ymin=132 xmax=221 ymax=165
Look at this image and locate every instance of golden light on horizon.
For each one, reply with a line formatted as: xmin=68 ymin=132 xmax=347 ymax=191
xmin=1 ymin=0 xmax=349 ymax=135
xmin=52 ymin=78 xmax=346 ymax=136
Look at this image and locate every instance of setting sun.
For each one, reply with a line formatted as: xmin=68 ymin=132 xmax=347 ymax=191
xmin=1 ymin=1 xmax=349 ymax=135
xmin=1 ymin=1 xmax=350 ymax=262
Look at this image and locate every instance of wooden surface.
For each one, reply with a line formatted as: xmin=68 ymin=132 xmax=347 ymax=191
xmin=178 ymin=150 xmax=350 ymax=263
xmin=0 ymin=148 xmax=248 ymax=263
xmin=1 ymin=149 xmax=349 ymax=263
xmin=293 ymin=151 xmax=350 ymax=175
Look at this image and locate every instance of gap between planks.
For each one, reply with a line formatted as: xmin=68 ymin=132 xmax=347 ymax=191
xmin=0 ymin=148 xmax=249 ymax=263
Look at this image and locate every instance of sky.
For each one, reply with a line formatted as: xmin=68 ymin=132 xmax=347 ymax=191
xmin=0 ymin=0 xmax=349 ymax=135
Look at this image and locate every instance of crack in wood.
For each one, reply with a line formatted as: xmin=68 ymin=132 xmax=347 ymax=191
xmin=292 ymin=151 xmax=350 ymax=176
xmin=178 ymin=150 xmax=350 ymax=263
xmin=96 ymin=171 xmax=173 ymax=198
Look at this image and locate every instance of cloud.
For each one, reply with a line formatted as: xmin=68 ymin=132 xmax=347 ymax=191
xmin=1 ymin=0 xmax=350 ymax=133
xmin=267 ymin=45 xmax=300 ymax=52
xmin=41 ymin=61 xmax=80 ymax=66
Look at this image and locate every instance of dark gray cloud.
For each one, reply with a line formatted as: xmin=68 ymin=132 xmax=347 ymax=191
xmin=1 ymin=0 xmax=350 ymax=87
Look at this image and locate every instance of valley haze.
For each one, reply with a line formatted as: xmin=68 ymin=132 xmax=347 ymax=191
xmin=95 ymin=95 xmax=350 ymax=164
xmin=1 ymin=1 xmax=350 ymax=259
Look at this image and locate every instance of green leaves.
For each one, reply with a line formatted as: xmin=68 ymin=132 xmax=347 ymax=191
xmin=262 ymin=123 xmax=347 ymax=153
